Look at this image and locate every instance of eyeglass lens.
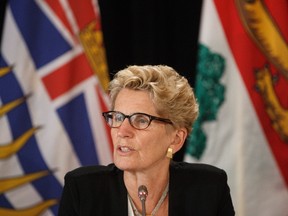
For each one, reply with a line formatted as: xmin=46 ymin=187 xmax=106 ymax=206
xmin=107 ymin=112 xmax=151 ymax=129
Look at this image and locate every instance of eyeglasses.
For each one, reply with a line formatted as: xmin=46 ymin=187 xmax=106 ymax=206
xmin=102 ymin=111 xmax=173 ymax=130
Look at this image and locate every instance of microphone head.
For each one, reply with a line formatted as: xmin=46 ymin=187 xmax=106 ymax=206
xmin=138 ymin=185 xmax=148 ymax=201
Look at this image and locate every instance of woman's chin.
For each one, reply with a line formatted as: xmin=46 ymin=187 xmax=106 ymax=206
xmin=114 ymin=159 xmax=135 ymax=171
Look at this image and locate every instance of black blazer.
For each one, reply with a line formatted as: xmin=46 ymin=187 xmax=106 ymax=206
xmin=58 ymin=162 xmax=235 ymax=215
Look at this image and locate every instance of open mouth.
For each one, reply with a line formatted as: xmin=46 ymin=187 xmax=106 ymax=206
xmin=118 ymin=146 xmax=134 ymax=153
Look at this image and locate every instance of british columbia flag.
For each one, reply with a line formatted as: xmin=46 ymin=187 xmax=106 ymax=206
xmin=0 ymin=0 xmax=113 ymax=215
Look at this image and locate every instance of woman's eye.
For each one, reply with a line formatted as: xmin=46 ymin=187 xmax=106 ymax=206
xmin=134 ymin=116 xmax=149 ymax=124
xmin=115 ymin=115 xmax=123 ymax=122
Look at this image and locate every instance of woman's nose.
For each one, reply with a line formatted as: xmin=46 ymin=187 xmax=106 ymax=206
xmin=116 ymin=118 xmax=134 ymax=137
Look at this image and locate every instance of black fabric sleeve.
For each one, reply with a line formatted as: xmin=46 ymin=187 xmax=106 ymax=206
xmin=217 ymin=169 xmax=235 ymax=216
xmin=58 ymin=173 xmax=79 ymax=216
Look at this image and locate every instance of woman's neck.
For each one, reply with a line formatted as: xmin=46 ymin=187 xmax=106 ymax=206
xmin=124 ymin=162 xmax=170 ymax=215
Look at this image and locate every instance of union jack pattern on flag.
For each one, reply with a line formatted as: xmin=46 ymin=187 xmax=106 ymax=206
xmin=0 ymin=0 xmax=113 ymax=215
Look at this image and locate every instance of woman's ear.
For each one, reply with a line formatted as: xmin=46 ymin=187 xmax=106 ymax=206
xmin=170 ymin=128 xmax=187 ymax=154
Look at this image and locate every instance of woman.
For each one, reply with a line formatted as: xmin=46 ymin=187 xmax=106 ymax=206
xmin=58 ymin=65 xmax=235 ymax=215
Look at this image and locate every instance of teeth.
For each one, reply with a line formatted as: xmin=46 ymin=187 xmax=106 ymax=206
xmin=120 ymin=146 xmax=131 ymax=152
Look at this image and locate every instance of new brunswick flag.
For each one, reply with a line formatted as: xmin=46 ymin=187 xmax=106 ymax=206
xmin=185 ymin=0 xmax=288 ymax=215
xmin=0 ymin=0 xmax=112 ymax=215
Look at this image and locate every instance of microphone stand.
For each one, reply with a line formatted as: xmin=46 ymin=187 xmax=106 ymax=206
xmin=140 ymin=198 xmax=146 ymax=216
xmin=138 ymin=185 xmax=148 ymax=216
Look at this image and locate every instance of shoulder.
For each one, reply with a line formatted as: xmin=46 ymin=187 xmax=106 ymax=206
xmin=59 ymin=164 xmax=128 ymax=215
xmin=63 ymin=163 xmax=124 ymax=196
xmin=171 ymin=161 xmax=225 ymax=173
xmin=64 ymin=163 xmax=121 ymax=181
xmin=169 ymin=162 xmax=235 ymax=215
xmin=170 ymin=161 xmax=228 ymax=183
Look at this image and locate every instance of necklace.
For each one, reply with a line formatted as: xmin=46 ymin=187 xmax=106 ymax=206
xmin=128 ymin=182 xmax=169 ymax=216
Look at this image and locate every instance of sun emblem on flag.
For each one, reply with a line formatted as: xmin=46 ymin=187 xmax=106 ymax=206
xmin=0 ymin=66 xmax=57 ymax=215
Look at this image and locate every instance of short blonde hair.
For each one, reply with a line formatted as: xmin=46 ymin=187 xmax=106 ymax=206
xmin=108 ymin=65 xmax=198 ymax=134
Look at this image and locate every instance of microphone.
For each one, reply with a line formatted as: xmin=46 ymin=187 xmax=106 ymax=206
xmin=138 ymin=185 xmax=148 ymax=216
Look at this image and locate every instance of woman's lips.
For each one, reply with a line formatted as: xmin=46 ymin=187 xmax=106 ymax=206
xmin=117 ymin=145 xmax=135 ymax=153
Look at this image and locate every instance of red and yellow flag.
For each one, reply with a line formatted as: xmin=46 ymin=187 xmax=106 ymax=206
xmin=186 ymin=0 xmax=288 ymax=215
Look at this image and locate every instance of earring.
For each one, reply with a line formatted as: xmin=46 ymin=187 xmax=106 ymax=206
xmin=166 ymin=147 xmax=173 ymax=159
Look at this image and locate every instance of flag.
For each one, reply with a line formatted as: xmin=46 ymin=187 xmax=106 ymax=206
xmin=185 ymin=0 xmax=288 ymax=215
xmin=0 ymin=0 xmax=113 ymax=215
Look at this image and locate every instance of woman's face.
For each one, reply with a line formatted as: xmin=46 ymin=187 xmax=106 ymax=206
xmin=111 ymin=88 xmax=177 ymax=173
